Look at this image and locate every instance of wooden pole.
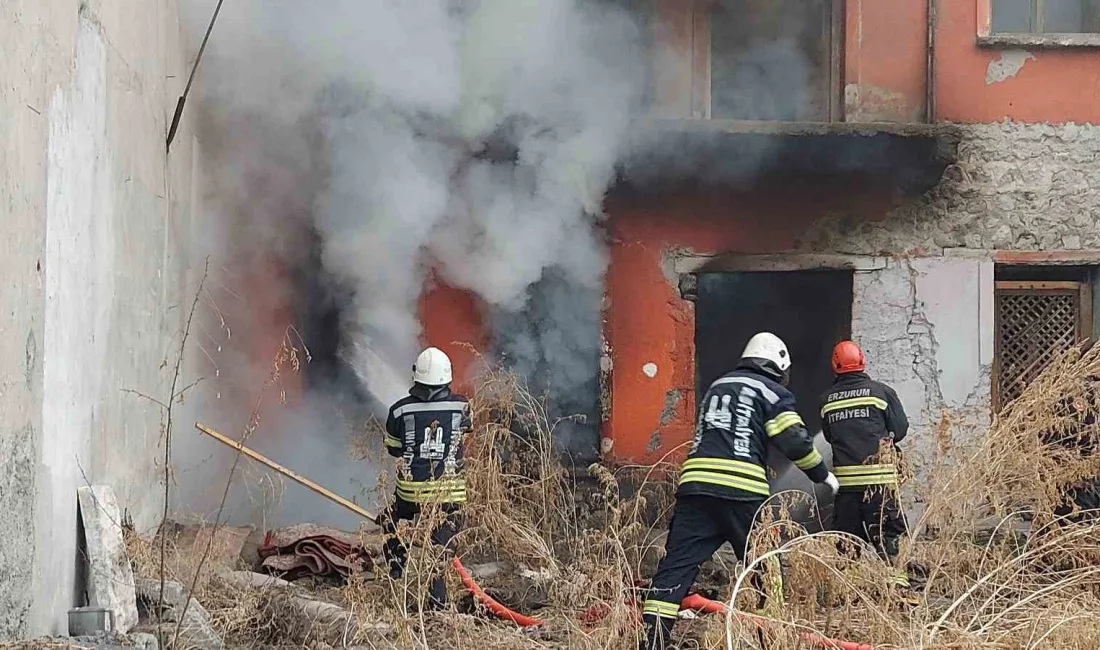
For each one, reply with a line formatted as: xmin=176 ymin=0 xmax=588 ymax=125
xmin=194 ymin=422 xmax=377 ymax=522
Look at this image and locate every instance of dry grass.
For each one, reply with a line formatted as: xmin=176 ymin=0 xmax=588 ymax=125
xmin=138 ymin=347 xmax=1100 ymax=650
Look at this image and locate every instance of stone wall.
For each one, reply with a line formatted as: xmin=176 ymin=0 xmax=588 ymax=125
xmin=0 ymin=1 xmax=198 ymax=639
xmin=803 ymin=122 xmax=1100 ymax=255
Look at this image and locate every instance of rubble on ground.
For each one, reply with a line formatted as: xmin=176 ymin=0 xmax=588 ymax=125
xmin=77 ymin=486 xmax=140 ymax=634
xmin=0 ymin=631 xmax=158 ymax=650
xmin=134 ymin=580 xmax=224 ymax=650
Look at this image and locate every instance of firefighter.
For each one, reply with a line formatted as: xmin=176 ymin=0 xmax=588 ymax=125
xmin=640 ymin=332 xmax=840 ymax=650
xmin=819 ymin=340 xmax=912 ymax=591
xmin=380 ymin=347 xmax=471 ymax=610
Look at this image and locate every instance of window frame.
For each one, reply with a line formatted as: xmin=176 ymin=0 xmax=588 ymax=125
xmin=979 ymin=0 xmax=1100 ymax=48
xmin=691 ymin=0 xmax=845 ymax=122
xmin=992 ymin=279 xmax=1095 ymax=411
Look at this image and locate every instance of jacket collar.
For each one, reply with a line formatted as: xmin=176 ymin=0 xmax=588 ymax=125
xmin=735 ymin=358 xmax=784 ymax=383
xmin=833 ymin=371 xmax=870 ymax=384
xmin=410 ymin=383 xmax=452 ymax=401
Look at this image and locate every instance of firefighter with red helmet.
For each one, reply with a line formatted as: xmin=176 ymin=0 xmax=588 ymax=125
xmin=640 ymin=333 xmax=840 ymax=650
xmin=820 ymin=340 xmax=912 ymax=590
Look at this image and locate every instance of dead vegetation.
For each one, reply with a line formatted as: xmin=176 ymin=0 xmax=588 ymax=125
xmin=127 ymin=346 xmax=1100 ymax=650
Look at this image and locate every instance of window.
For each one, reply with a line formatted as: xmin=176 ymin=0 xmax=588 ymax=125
xmin=992 ymin=0 xmax=1100 ymax=34
xmin=993 ymin=266 xmax=1097 ymax=410
xmin=709 ymin=0 xmax=836 ymax=121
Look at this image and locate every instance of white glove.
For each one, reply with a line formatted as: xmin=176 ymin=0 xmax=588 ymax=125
xmin=824 ymin=472 xmax=840 ymax=496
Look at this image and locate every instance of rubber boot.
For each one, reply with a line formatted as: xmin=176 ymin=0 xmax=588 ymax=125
xmin=640 ymin=616 xmax=675 ymax=650
xmin=426 ymin=574 xmax=447 ymax=611
xmin=383 ymin=537 xmax=407 ymax=579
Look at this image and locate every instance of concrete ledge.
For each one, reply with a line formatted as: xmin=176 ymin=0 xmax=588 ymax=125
xmin=978 ymin=33 xmax=1100 ymax=49
xmin=673 ymin=253 xmax=889 ymax=275
xmin=636 ymin=118 xmax=961 ymax=139
xmin=619 ymin=119 xmax=960 ymax=196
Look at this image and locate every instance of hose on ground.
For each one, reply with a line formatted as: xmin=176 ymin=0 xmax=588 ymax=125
xmin=452 ymin=558 xmax=874 ymax=650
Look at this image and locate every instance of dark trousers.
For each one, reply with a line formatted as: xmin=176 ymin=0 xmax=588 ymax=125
xmin=379 ymin=495 xmax=462 ymax=608
xmin=641 ymin=495 xmax=764 ymax=650
xmin=1055 ymin=478 xmax=1100 ymax=524
xmin=832 ymin=488 xmax=907 ymax=561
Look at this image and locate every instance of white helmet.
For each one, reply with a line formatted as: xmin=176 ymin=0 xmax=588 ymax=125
xmin=412 ymin=347 xmax=453 ymax=386
xmin=741 ymin=332 xmax=791 ymax=372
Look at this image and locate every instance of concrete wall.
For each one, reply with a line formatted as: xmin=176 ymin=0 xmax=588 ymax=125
xmin=0 ymin=0 xmax=197 ymax=639
xmin=852 ymin=257 xmax=993 ymax=492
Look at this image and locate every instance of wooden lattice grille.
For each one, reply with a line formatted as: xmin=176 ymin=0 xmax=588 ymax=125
xmin=995 ymin=281 xmax=1091 ymax=409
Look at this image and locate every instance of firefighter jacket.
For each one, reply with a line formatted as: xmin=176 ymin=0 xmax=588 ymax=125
xmin=384 ymin=384 xmax=472 ymax=505
xmin=677 ymin=360 xmax=829 ymax=502
xmin=819 ymin=372 xmax=909 ymax=492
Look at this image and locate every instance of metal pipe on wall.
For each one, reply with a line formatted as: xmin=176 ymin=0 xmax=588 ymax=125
xmin=926 ymin=0 xmax=937 ymax=123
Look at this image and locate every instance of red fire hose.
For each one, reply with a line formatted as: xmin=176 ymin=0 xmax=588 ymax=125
xmin=452 ymin=559 xmax=874 ymax=650
xmin=452 ymin=558 xmax=544 ymax=627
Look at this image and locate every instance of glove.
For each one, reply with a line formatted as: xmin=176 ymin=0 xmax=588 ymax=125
xmin=824 ymin=472 xmax=840 ymax=496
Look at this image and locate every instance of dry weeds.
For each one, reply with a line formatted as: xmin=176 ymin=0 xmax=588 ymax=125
xmin=139 ymin=347 xmax=1100 ymax=650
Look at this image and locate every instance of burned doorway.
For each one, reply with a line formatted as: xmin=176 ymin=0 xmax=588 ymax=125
xmin=694 ymin=269 xmax=853 ymax=524
xmin=695 ymin=270 xmax=853 ymax=428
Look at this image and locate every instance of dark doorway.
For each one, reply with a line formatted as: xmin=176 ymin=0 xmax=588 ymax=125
xmin=695 ymin=270 xmax=853 ymax=433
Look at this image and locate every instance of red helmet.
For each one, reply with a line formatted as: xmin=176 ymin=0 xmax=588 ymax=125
xmin=831 ymin=340 xmax=866 ymax=374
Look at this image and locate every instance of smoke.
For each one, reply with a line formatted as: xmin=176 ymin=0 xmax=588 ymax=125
xmin=489 ymin=270 xmax=604 ymax=459
xmin=177 ymin=0 xmax=646 ymax=524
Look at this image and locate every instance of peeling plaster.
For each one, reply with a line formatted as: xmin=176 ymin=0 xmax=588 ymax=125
xmin=844 ymin=83 xmax=921 ymax=122
xmin=657 ymin=388 xmax=682 ymax=426
xmin=648 ymin=388 xmax=683 ymax=452
xmin=985 ymin=50 xmax=1035 ymax=85
xmin=599 ymin=339 xmax=613 ymax=424
xmin=642 ymin=362 xmax=658 ymax=378
xmin=852 ymin=259 xmax=992 ymax=513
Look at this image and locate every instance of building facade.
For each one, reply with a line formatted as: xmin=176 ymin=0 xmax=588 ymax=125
xmin=426 ymin=0 xmax=1100 ymax=494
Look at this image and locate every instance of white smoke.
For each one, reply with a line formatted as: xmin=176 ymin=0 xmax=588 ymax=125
xmin=193 ymin=0 xmax=642 ymax=387
xmin=178 ymin=0 xmax=646 ymax=523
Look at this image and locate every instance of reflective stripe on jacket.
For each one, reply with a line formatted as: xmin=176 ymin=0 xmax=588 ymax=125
xmin=385 ymin=385 xmax=471 ymax=505
xmin=678 ymin=362 xmax=828 ymax=501
xmin=819 ymin=372 xmax=909 ymax=493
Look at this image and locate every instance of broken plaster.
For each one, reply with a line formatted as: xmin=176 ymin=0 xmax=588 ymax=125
xmin=985 ymin=50 xmax=1034 ymax=84
xmin=903 ymin=260 xmax=948 ymax=428
xmin=647 ymin=388 xmax=683 ymax=453
xmin=854 ymin=259 xmax=992 ymax=515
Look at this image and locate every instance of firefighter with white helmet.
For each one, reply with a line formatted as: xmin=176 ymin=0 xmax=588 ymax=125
xmin=380 ymin=347 xmax=471 ymax=610
xmin=640 ymin=332 xmax=839 ymax=650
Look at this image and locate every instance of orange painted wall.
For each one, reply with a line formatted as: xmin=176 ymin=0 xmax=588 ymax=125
xmin=651 ymin=0 xmax=1100 ymax=125
xmin=934 ymin=0 xmax=1100 ymax=123
xmin=845 ymin=0 xmax=1100 ymax=124
xmin=602 ymin=184 xmax=892 ymax=465
xmin=418 ymin=279 xmax=489 ymax=396
xmin=845 ymin=0 xmax=929 ymax=122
